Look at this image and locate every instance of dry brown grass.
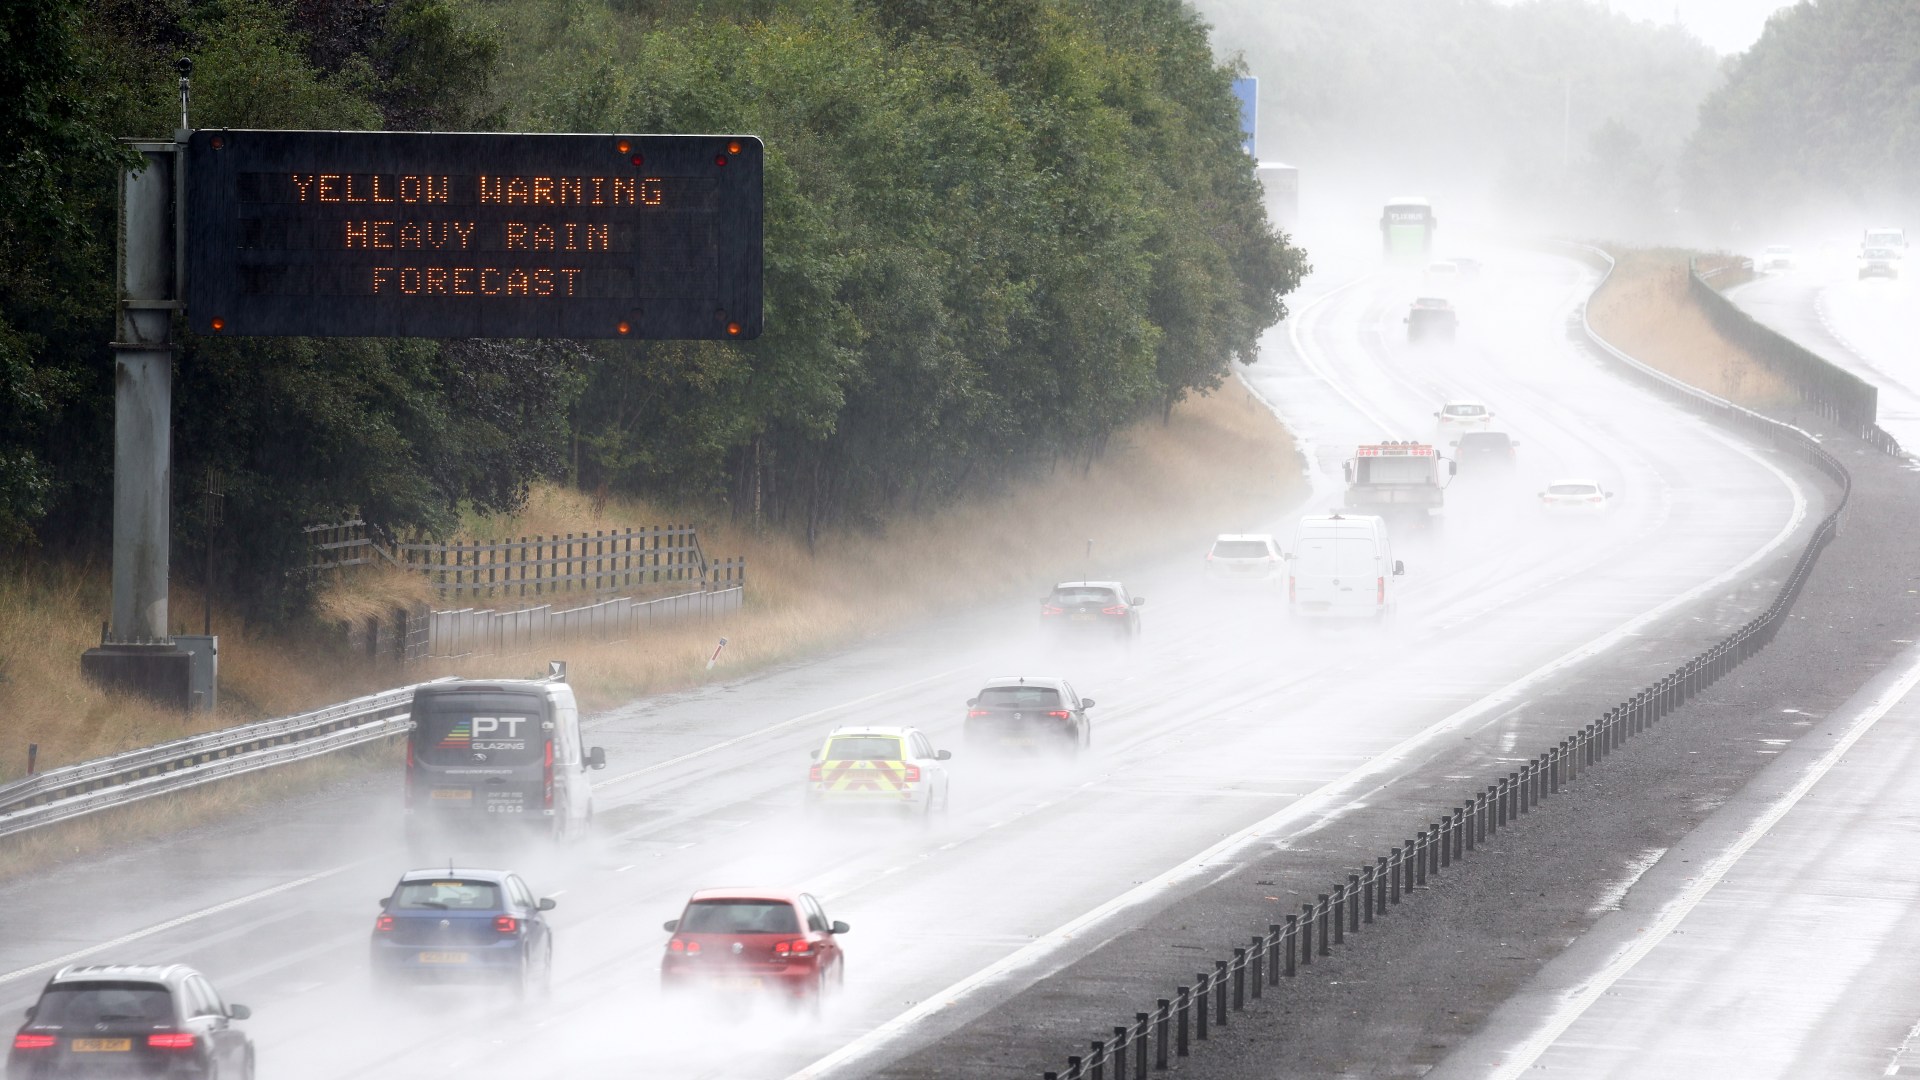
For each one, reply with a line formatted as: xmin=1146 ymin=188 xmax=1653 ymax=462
xmin=0 ymin=563 xmax=391 ymax=784
xmin=1589 ymin=247 xmax=1796 ymax=409
xmin=416 ymin=380 xmax=1304 ymax=709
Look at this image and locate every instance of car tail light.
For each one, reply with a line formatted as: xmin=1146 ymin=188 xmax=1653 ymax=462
xmin=668 ymin=938 xmax=686 ymax=953
xmin=686 ymin=940 xmax=701 ymax=955
xmin=1041 ymin=604 xmax=1063 ymax=616
xmin=1101 ymin=604 xmax=1127 ymax=615
xmin=1205 ymin=552 xmax=1213 ymax=561
xmin=12 ymin=1034 xmax=55 ymax=1050
xmin=902 ymin=764 xmax=921 ymax=782
xmin=774 ymin=938 xmax=815 ymax=957
xmin=1588 ymin=495 xmax=1604 ymax=503
xmin=375 ymin=914 xmax=394 ymax=932
xmin=808 ymin=764 xmax=823 ymax=782
xmin=543 ymin=739 xmax=554 ymax=810
xmin=495 ymin=915 xmax=519 ymax=933
xmin=1377 ymin=577 xmax=1386 ymax=605
xmin=147 ymin=1033 xmax=197 ymax=1050
xmin=966 ymin=708 xmax=990 ymax=718
xmin=1046 ymin=710 xmax=1072 ymax=720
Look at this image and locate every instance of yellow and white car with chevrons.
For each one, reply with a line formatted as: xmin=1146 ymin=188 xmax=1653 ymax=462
xmin=805 ymin=725 xmax=951 ymax=821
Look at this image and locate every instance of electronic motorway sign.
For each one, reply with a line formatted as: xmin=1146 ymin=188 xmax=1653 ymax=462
xmin=185 ymin=130 xmax=762 ymax=339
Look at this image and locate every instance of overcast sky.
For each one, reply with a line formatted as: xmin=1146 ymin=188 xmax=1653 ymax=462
xmin=1546 ymin=0 xmax=1800 ymax=54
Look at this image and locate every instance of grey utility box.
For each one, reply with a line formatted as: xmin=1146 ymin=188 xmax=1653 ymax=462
xmin=174 ymin=634 xmax=218 ymax=712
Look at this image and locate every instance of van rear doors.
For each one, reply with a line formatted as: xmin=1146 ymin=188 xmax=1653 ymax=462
xmin=408 ymin=687 xmax=554 ymax=836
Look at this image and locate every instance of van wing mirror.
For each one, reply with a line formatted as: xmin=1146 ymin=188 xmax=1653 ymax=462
xmin=23 ymin=1005 xmax=35 ymax=1021
xmin=1394 ymin=560 xmax=1405 ymax=576
xmin=831 ymin=920 xmax=851 ymax=934
xmin=935 ymin=749 xmax=952 ymax=761
xmin=1079 ymin=698 xmax=1095 ymax=709
xmin=1131 ymin=597 xmax=1145 ymax=606
xmin=663 ymin=919 xmax=679 ymax=933
xmin=226 ymin=1004 xmax=250 ymax=1021
xmin=538 ymin=898 xmax=557 ymax=911
xmin=586 ymin=746 xmax=607 ymax=770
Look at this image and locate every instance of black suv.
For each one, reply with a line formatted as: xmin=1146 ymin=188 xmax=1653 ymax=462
xmin=8 ymin=965 xmax=254 ymax=1080
xmin=1450 ymin=431 xmax=1518 ymax=471
xmin=965 ymin=677 xmax=1094 ymax=755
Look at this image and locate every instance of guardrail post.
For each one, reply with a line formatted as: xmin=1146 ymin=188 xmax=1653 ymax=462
xmin=1375 ymin=856 xmax=1390 ymax=912
xmin=1195 ymin=973 xmax=1209 ymax=1040
xmin=1115 ymin=1028 xmax=1131 ymax=1080
xmin=1439 ymin=820 xmax=1452 ymax=868
xmin=1250 ymin=937 xmax=1264 ymax=998
xmin=1332 ymin=886 xmax=1346 ymax=944
xmin=1156 ymin=1002 xmax=1170 ymax=1069
xmin=1453 ymin=807 xmax=1466 ymax=859
xmin=1268 ymin=924 xmax=1281 ymax=984
xmin=1414 ymin=833 xmax=1428 ymax=886
xmin=1220 ymin=958 xmax=1234 ymax=1019
xmin=1349 ymin=873 xmax=1361 ymax=931
xmin=1176 ymin=987 xmax=1191 ymax=1056
xmin=1067 ymin=1057 xmax=1081 ymax=1080
xmin=25 ymin=744 xmax=36 ymax=776
xmin=1363 ymin=867 xmax=1376 ymax=923
xmin=1285 ymin=916 xmax=1298 ymax=976
xmin=1090 ymin=1043 xmax=1105 ymax=1080
xmin=1516 ymin=769 xmax=1529 ymax=815
xmin=1388 ymin=851 xmax=1401 ymax=905
xmin=1300 ymin=905 xmax=1314 ymax=964
xmin=1136 ymin=1014 xmax=1150 ymax=1076
xmin=1318 ymin=895 xmax=1332 ymax=955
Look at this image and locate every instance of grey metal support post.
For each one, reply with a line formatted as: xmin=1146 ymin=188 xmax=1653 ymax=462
xmin=1217 ymin=958 xmax=1231 ymax=1021
xmin=113 ymin=142 xmax=176 ymax=644
xmin=1364 ymin=867 xmax=1375 ymax=923
xmin=1318 ymin=896 xmax=1332 ymax=955
xmin=1301 ymin=904 xmax=1315 ymax=963
xmin=1348 ymin=873 xmax=1361 ymax=931
xmin=1136 ymin=1014 xmax=1151 ymax=1076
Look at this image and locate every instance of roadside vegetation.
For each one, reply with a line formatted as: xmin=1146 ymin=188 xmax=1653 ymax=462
xmin=1587 ymin=248 xmax=1794 ymax=409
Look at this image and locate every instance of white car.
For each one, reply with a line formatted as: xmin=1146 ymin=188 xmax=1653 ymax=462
xmin=1760 ymin=245 xmax=1796 ymax=271
xmin=1205 ymin=533 xmax=1282 ymax=582
xmin=1539 ymin=477 xmax=1613 ymax=513
xmin=806 ymin=725 xmax=951 ymax=820
xmin=1435 ymin=400 xmax=1494 ymax=434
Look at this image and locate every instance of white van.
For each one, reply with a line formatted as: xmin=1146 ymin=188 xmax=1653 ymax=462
xmin=1286 ymin=513 xmax=1404 ymax=618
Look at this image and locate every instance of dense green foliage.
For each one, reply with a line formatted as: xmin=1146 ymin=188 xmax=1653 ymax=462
xmin=1190 ymin=0 xmax=1721 ymax=239
xmin=1683 ymin=0 xmax=1920 ymax=236
xmin=0 ymin=0 xmax=1300 ymax=616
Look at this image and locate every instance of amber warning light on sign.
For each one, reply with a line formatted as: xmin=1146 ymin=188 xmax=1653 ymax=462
xmin=185 ymin=130 xmax=763 ymax=340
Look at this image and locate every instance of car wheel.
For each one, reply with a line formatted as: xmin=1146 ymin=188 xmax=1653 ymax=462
xmin=242 ymin=1049 xmax=256 ymax=1080
xmin=539 ymin=941 xmax=554 ymax=999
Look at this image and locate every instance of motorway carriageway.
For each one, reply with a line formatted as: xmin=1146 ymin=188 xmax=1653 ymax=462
xmin=0 ymin=248 xmax=1828 ymax=1079
xmin=1724 ymin=256 xmax=1920 ymax=450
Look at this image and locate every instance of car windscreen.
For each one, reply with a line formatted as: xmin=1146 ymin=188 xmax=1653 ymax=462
xmin=393 ymin=880 xmax=503 ymax=911
xmin=823 ymin=736 xmax=903 ymax=760
xmin=1292 ymin=536 xmax=1379 ymax=576
xmin=33 ymin=983 xmax=173 ymax=1026
xmin=1547 ymin=483 xmax=1599 ymax=496
xmin=1442 ymin=404 xmax=1485 ymax=416
xmin=680 ymin=899 xmax=801 ymax=935
xmin=976 ymin=686 xmax=1063 ymax=710
xmin=1051 ymin=587 xmax=1116 ymax=605
xmin=414 ymin=699 xmax=543 ymax=767
xmin=1211 ymin=540 xmax=1272 ymax=559
xmin=1358 ymin=457 xmax=1431 ymax=484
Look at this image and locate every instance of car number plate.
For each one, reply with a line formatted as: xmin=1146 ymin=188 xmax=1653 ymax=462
xmin=71 ymin=1039 xmax=131 ymax=1052
xmin=1069 ymin=613 xmax=1095 ymax=622
xmin=713 ymin=976 xmax=763 ymax=990
xmin=430 ymin=788 xmax=471 ymax=800
xmin=417 ymin=951 xmax=469 ymax=964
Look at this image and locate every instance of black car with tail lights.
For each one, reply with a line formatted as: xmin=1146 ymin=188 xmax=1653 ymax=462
xmin=964 ymin=676 xmax=1093 ymax=755
xmin=1040 ymin=581 xmax=1143 ymax=642
xmin=8 ymin=964 xmax=253 ymax=1080
xmin=369 ymin=867 xmax=556 ymax=998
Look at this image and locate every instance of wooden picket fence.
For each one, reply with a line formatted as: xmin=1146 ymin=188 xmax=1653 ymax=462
xmin=304 ymin=520 xmax=745 ymax=601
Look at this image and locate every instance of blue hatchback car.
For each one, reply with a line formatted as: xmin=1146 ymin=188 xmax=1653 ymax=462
xmin=369 ymin=868 xmax=555 ymax=997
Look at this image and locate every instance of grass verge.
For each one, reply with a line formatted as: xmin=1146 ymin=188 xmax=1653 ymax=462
xmin=1588 ymin=247 xmax=1796 ymax=409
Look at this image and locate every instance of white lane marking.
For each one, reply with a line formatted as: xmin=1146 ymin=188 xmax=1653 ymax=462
xmin=1286 ymin=273 xmax=1397 ymax=432
xmin=1886 ymin=1013 xmax=1920 ymax=1075
xmin=1487 ymin=647 xmax=1920 ymax=1080
xmin=786 ymin=277 xmax=1815 ymax=1080
xmin=0 ymin=863 xmax=358 ymax=986
xmin=594 ymin=667 xmax=970 ymax=790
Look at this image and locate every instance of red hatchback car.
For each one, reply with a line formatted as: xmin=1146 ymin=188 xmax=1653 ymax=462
xmin=661 ymin=889 xmax=849 ymax=1004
